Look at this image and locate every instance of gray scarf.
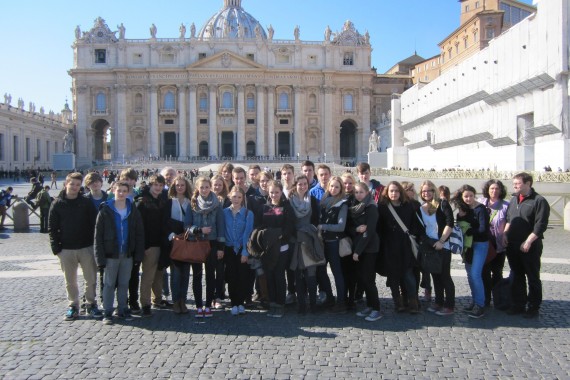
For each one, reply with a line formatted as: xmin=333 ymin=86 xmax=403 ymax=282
xmin=195 ymin=192 xmax=219 ymax=215
xmin=289 ymin=193 xmax=312 ymax=219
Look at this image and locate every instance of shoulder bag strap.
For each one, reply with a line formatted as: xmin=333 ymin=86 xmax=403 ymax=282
xmin=387 ymin=203 xmax=410 ymax=235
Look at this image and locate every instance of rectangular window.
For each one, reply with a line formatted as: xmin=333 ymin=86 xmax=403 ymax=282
xmin=198 ymin=53 xmax=207 ymax=60
xmin=465 ymin=5 xmax=470 ymax=12
xmin=343 ymin=52 xmax=354 ymax=66
xmin=247 ymin=119 xmax=255 ymax=125
xmin=279 ymin=119 xmax=289 ymax=125
xmin=133 ymin=53 xmax=143 ymax=64
xmin=95 ymin=49 xmax=106 ymax=64
xmin=475 ymin=1 xmax=480 ymax=8
xmin=13 ymin=136 xmax=18 ymax=161
xmin=160 ymin=53 xmax=175 ymax=64
xmin=164 ymin=119 xmax=174 ymax=125
xmin=26 ymin=137 xmax=30 ymax=162
xmin=199 ymin=118 xmax=208 ymax=124
xmin=0 ymin=133 xmax=3 ymax=161
xmin=464 ymin=38 xmax=468 ymax=49
xmin=486 ymin=28 xmax=495 ymax=39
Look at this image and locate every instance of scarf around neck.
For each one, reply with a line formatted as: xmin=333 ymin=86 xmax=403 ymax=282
xmin=289 ymin=193 xmax=312 ymax=219
xmin=349 ymin=193 xmax=375 ymax=219
xmin=195 ymin=192 xmax=219 ymax=215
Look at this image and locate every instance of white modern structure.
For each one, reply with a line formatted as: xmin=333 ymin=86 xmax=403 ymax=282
xmin=395 ymin=0 xmax=570 ymax=171
xmin=69 ymin=0 xmax=410 ymax=167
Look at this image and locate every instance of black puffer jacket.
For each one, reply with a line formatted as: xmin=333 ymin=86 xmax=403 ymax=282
xmin=48 ymin=192 xmax=96 ymax=254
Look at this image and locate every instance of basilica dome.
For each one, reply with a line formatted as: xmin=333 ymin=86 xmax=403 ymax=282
xmin=198 ymin=0 xmax=267 ymax=40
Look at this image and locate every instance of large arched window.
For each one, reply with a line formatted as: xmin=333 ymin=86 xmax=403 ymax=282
xmin=279 ymin=92 xmax=289 ymax=109
xmin=199 ymin=93 xmax=208 ymax=111
xmin=163 ymin=91 xmax=175 ymax=110
xmin=246 ymin=93 xmax=255 ymax=112
xmin=343 ymin=94 xmax=354 ymax=112
xmin=96 ymin=92 xmax=106 ymax=112
xmin=222 ymin=91 xmax=233 ymax=109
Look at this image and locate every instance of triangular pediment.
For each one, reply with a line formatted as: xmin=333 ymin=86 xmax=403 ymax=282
xmin=188 ymin=50 xmax=265 ymax=70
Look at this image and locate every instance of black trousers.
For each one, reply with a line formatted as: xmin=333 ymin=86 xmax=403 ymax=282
xmin=295 ymin=266 xmax=317 ymax=308
xmin=357 ymin=252 xmax=380 ymax=311
xmin=483 ymin=251 xmax=506 ymax=305
xmin=506 ymin=240 xmax=543 ymax=310
xmin=265 ymin=251 xmax=290 ymax=306
xmin=224 ymin=248 xmax=250 ymax=307
xmin=128 ymin=261 xmax=141 ymax=306
xmin=205 ymin=242 xmax=224 ymax=307
xmin=432 ymin=249 xmax=455 ymax=308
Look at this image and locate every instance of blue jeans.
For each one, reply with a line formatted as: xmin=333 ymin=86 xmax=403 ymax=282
xmin=170 ymin=261 xmax=190 ymax=302
xmin=103 ymin=256 xmax=133 ymax=314
xmin=324 ymin=240 xmax=345 ymax=303
xmin=465 ymin=241 xmax=489 ymax=307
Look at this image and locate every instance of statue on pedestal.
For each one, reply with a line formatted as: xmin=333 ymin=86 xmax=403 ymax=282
xmin=118 ymin=23 xmax=126 ymax=39
xmin=63 ymin=130 xmax=74 ymax=153
xmin=368 ymin=131 xmax=379 ymax=152
xmin=190 ymin=23 xmax=196 ymax=38
xmin=294 ymin=25 xmax=300 ymax=41
xmin=179 ymin=23 xmax=186 ymax=39
xmin=324 ymin=25 xmax=331 ymax=42
xmin=150 ymin=23 xmax=157 ymax=39
xmin=267 ymin=24 xmax=274 ymax=41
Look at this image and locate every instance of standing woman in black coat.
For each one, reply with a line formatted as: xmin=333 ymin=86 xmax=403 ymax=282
xmin=377 ymin=181 xmax=424 ymax=314
xmin=349 ymin=182 xmax=382 ymax=321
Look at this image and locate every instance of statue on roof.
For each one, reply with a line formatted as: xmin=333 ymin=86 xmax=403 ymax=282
xmin=294 ymin=25 xmax=300 ymax=41
xmin=75 ymin=26 xmax=81 ymax=40
xmin=150 ymin=23 xmax=157 ymax=39
xmin=267 ymin=24 xmax=274 ymax=41
xmin=190 ymin=23 xmax=196 ymax=38
xmin=118 ymin=23 xmax=125 ymax=39
xmin=179 ymin=23 xmax=186 ymax=39
xmin=325 ymin=25 xmax=331 ymax=42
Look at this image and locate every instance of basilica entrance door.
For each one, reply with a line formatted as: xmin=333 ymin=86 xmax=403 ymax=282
xmin=278 ymin=132 xmax=291 ymax=157
xmin=340 ymin=121 xmax=356 ymax=159
xmin=221 ymin=131 xmax=234 ymax=157
xmin=163 ymin=132 xmax=177 ymax=158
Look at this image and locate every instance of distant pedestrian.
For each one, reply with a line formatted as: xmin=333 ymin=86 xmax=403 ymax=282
xmin=0 ymin=187 xmax=14 ymax=230
xmin=50 ymin=171 xmax=58 ymax=189
xmin=35 ymin=185 xmax=52 ymax=233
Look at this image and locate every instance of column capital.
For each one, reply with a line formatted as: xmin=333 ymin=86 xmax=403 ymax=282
xmin=237 ymin=84 xmax=245 ymax=92
xmin=362 ymin=88 xmax=372 ymax=96
xmin=147 ymin=84 xmax=159 ymax=92
xmin=323 ymin=86 xmax=337 ymax=95
xmin=114 ymin=84 xmax=128 ymax=92
xmin=255 ymin=84 xmax=266 ymax=91
xmin=77 ymin=85 xmax=89 ymax=95
xmin=267 ymin=85 xmax=276 ymax=92
xmin=208 ymin=84 xmax=217 ymax=92
xmin=293 ymin=85 xmax=305 ymax=93
xmin=188 ymin=84 xmax=198 ymax=91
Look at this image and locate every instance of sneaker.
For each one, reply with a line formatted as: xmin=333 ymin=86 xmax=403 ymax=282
xmin=285 ymin=293 xmax=297 ymax=305
xmin=87 ymin=304 xmax=103 ymax=319
xmin=463 ymin=303 xmax=475 ymax=312
xmin=130 ymin=302 xmax=141 ymax=315
xmin=230 ymin=306 xmax=239 ymax=316
xmin=238 ymin=305 xmax=246 ymax=315
xmin=153 ymin=300 xmax=173 ymax=309
xmin=64 ymin=306 xmax=79 ymax=321
xmin=213 ymin=299 xmax=224 ymax=310
xmin=141 ymin=305 xmax=152 ymax=317
xmin=365 ymin=310 xmax=383 ymax=321
xmin=102 ymin=314 xmax=113 ymax=325
xmin=356 ymin=307 xmax=372 ymax=317
xmin=195 ymin=307 xmax=204 ymax=318
xmin=468 ymin=305 xmax=485 ymax=319
xmin=427 ymin=304 xmax=442 ymax=313
xmin=118 ymin=310 xmax=133 ymax=321
xmin=203 ymin=307 xmax=213 ymax=318
xmin=435 ymin=307 xmax=455 ymax=316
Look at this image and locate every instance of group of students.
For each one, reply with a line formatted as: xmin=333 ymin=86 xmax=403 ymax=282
xmin=48 ymin=161 xmax=549 ymax=325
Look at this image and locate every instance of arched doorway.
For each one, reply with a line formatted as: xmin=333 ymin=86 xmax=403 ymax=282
xmin=246 ymin=141 xmax=256 ymax=157
xmin=339 ymin=120 xmax=357 ymax=159
xmin=92 ymin=119 xmax=111 ymax=160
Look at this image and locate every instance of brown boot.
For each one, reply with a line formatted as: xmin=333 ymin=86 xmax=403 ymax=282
xmin=394 ymin=296 xmax=406 ymax=313
xmin=173 ymin=300 xmax=182 ymax=314
xmin=408 ymin=297 xmax=420 ymax=314
xmin=180 ymin=300 xmax=189 ymax=314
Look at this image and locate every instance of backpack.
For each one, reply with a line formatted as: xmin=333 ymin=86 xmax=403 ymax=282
xmin=448 ymin=224 xmax=464 ymax=255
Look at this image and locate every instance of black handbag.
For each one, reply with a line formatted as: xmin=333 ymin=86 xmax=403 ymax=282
xmin=419 ymin=236 xmax=443 ymax=274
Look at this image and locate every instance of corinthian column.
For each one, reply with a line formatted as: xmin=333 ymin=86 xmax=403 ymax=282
xmin=267 ymin=86 xmax=275 ymax=157
xmin=115 ymin=84 xmax=128 ymax=159
xmin=75 ymin=85 xmax=89 ymax=164
xmin=149 ymin=85 xmax=159 ymax=156
xmin=188 ymin=84 xmax=198 ymax=157
xmin=237 ymin=85 xmax=246 ymax=158
xmin=361 ymin=88 xmax=371 ymax=158
xmin=178 ymin=85 xmax=187 ymax=159
xmin=256 ymin=84 xmax=266 ymax=156
xmin=208 ymin=84 xmax=218 ymax=157
xmin=293 ymin=86 xmax=304 ymax=157
xmin=323 ymin=86 xmax=335 ymax=160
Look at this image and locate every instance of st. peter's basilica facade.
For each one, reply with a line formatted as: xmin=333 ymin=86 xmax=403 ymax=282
xmin=70 ymin=0 xmax=410 ymax=166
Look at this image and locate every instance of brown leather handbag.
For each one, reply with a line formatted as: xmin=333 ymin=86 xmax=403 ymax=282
xmin=170 ymin=231 xmax=210 ymax=263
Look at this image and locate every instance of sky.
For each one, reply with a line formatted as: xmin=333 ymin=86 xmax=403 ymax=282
xmin=0 ymin=0 xmax=533 ymax=115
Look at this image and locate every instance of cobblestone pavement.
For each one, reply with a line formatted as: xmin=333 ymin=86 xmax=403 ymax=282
xmin=0 ymin=179 xmax=569 ymax=379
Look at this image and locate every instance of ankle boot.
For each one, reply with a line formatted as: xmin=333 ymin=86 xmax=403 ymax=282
xmin=408 ymin=297 xmax=420 ymax=314
xmin=173 ymin=300 xmax=182 ymax=314
xmin=394 ymin=296 xmax=406 ymax=313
